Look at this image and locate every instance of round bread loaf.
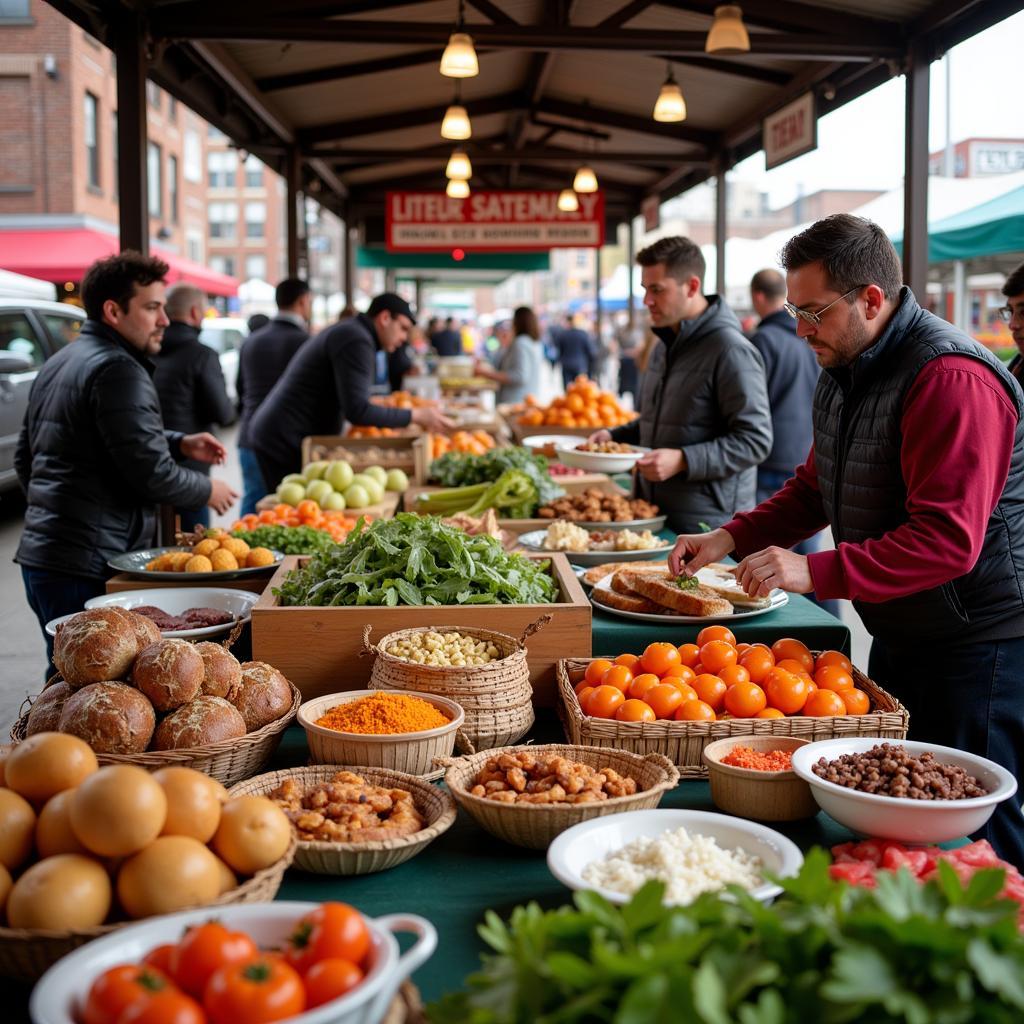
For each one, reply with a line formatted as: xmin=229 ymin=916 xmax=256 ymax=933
xmin=53 ymin=609 xmax=139 ymax=688
xmin=58 ymin=682 xmax=156 ymax=754
xmin=152 ymin=696 xmax=246 ymax=750
xmin=124 ymin=609 xmax=162 ymax=649
xmin=26 ymin=680 xmax=73 ymax=736
xmin=233 ymin=662 xmax=293 ymax=732
xmin=194 ymin=642 xmax=243 ymax=701
xmin=132 ymin=639 xmax=203 ymax=712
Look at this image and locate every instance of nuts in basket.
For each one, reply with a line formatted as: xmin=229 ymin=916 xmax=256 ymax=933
xmin=383 ymin=630 xmax=501 ymax=667
xmin=470 ymin=751 xmax=638 ymax=804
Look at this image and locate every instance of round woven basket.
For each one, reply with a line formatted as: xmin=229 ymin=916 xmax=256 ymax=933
xmin=11 ymin=680 xmax=302 ymax=790
xmin=365 ymin=618 xmax=550 ymax=754
xmin=0 ymin=836 xmax=296 ymax=983
xmin=229 ymin=765 xmax=457 ymax=875
xmin=441 ymin=743 xmax=680 ymax=850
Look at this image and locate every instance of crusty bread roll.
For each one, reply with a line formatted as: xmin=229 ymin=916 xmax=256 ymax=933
xmin=58 ymin=681 xmax=156 ymax=754
xmin=53 ymin=609 xmax=139 ymax=688
xmin=132 ymin=639 xmax=203 ymax=712
xmin=26 ymin=680 xmax=73 ymax=736
xmin=124 ymin=609 xmax=162 ymax=649
xmin=233 ymin=662 xmax=292 ymax=732
xmin=152 ymin=696 xmax=246 ymax=750
xmin=194 ymin=642 xmax=243 ymax=701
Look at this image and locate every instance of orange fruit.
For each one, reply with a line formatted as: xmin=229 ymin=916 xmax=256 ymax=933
xmin=815 ymin=650 xmax=853 ymax=674
xmin=669 ymin=681 xmax=698 ymax=703
xmin=584 ymin=685 xmax=625 ymax=719
xmin=640 ymin=643 xmax=681 ymax=677
xmin=755 ymin=707 xmax=785 ymax=719
xmin=763 ymin=668 xmax=810 ymax=715
xmin=675 ymin=700 xmax=715 ymax=722
xmin=600 ymin=665 xmax=634 ymax=693
xmin=738 ymin=646 xmax=775 ymax=683
xmin=718 ymin=664 xmax=750 ymax=688
xmin=770 ymin=638 xmax=814 ymax=673
xmin=699 ymin=640 xmax=737 ymax=674
xmin=615 ymin=699 xmax=656 ymax=723
xmin=662 ymin=663 xmax=696 ymax=684
xmin=692 ymin=673 xmax=727 ymax=712
xmin=677 ymin=643 xmax=701 ymax=668
xmin=627 ymin=673 xmax=662 ymax=701
xmin=614 ymin=653 xmax=641 ymax=672
xmin=839 ymin=688 xmax=871 ymax=715
xmin=723 ymin=681 xmax=767 ymax=718
xmin=776 ymin=658 xmax=812 ymax=678
xmin=643 ymin=683 xmax=684 ymax=720
xmin=574 ymin=686 xmax=594 ymax=710
xmin=696 ymin=625 xmax=736 ymax=647
xmin=574 ymin=678 xmax=593 ymax=695
xmin=814 ymin=666 xmax=855 ymax=692
xmin=584 ymin=659 xmax=614 ymax=687
xmin=803 ymin=688 xmax=847 ymax=717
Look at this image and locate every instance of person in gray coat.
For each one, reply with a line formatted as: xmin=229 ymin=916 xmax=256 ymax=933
xmin=591 ymin=236 xmax=772 ymax=534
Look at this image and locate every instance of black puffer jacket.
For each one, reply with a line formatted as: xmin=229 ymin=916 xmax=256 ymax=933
xmin=15 ymin=320 xmax=211 ymax=579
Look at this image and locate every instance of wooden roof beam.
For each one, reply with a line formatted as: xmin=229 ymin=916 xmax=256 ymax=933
xmin=659 ymin=53 xmax=790 ymax=87
xmin=256 ymin=48 xmax=447 ymax=92
xmin=536 ymin=96 xmax=716 ymax=149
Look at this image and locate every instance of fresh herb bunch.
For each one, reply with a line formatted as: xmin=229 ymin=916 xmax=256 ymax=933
xmin=430 ymin=448 xmax=564 ymax=506
xmin=415 ymin=470 xmax=538 ymax=519
xmin=273 ymin=513 xmax=558 ymax=607
xmin=676 ymin=575 xmax=700 ymax=591
xmin=231 ymin=525 xmax=340 ymax=555
xmin=428 ymin=850 xmax=1024 ymax=1024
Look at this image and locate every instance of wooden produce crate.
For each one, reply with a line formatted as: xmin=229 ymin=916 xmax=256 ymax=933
xmin=556 ymin=657 xmax=909 ymax=778
xmin=105 ymin=573 xmax=271 ymax=595
xmin=509 ymin=418 xmax=639 ymax=445
xmin=411 ymin=430 xmax=509 ymax=486
xmin=251 ymin=554 xmax=591 ymax=706
xmin=256 ymin=489 xmax=400 ymax=520
xmin=300 ymin=435 xmax=420 ymax=478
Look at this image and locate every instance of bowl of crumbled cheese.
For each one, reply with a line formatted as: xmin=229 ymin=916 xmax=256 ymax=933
xmin=518 ymin=522 xmax=671 ymax=565
xmin=546 ymin=808 xmax=804 ymax=905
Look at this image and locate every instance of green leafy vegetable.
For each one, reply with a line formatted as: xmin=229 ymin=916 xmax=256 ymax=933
xmin=416 ymin=470 xmax=539 ymax=519
xmin=231 ymin=525 xmax=340 ymax=555
xmin=430 ymin=448 xmax=564 ymax=506
xmin=273 ymin=513 xmax=558 ymax=607
xmin=676 ymin=575 xmax=700 ymax=591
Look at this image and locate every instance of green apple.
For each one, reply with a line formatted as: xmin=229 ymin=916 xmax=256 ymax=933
xmin=276 ymin=481 xmax=306 ymax=506
xmin=321 ymin=490 xmax=347 ymax=511
xmin=325 ymin=460 xmax=354 ymax=492
xmin=363 ymin=465 xmax=388 ymax=486
xmin=344 ymin=483 xmax=371 ymax=509
xmin=281 ymin=473 xmax=307 ymax=488
xmin=303 ymin=460 xmax=329 ymax=481
xmin=385 ymin=468 xmax=409 ymax=492
xmin=352 ymin=473 xmax=384 ymax=504
xmin=304 ymin=479 xmax=333 ymax=505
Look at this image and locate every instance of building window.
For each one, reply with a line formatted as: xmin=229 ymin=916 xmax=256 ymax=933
xmin=168 ymin=154 xmax=179 ymax=224
xmin=244 ymin=154 xmax=263 ymax=188
xmin=208 ymin=202 xmax=238 ymax=240
xmin=167 ymin=95 xmax=177 ymax=122
xmin=0 ymin=0 xmax=31 ymax=19
xmin=186 ymin=230 xmax=203 ymax=263
xmin=210 ymin=256 xmax=235 ymax=277
xmin=84 ymin=92 xmax=99 ymax=189
xmin=207 ymin=125 xmax=227 ymax=141
xmin=147 ymin=141 xmax=162 ymax=217
xmin=183 ymin=129 xmax=201 ymax=183
xmin=244 ymin=254 xmax=267 ymax=280
xmin=208 ymin=150 xmax=237 ymax=189
xmin=146 ymin=81 xmax=160 ymax=109
xmin=244 ymin=201 xmax=266 ymax=239
xmin=111 ymin=112 xmax=118 ymax=199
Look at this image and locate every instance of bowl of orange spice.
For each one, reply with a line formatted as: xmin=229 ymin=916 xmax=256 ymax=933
xmin=702 ymin=735 xmax=818 ymax=822
xmin=298 ymin=690 xmax=465 ymax=777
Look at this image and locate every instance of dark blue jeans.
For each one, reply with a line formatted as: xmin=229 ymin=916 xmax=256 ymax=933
xmin=21 ymin=565 xmax=107 ymax=681
xmin=239 ymin=445 xmax=268 ymax=518
xmin=869 ymin=636 xmax=1024 ymax=869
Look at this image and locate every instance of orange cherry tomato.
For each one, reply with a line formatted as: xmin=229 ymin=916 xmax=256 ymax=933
xmin=584 ymin=684 xmax=625 ymax=719
xmin=675 ymin=699 xmax=716 ymax=721
xmin=803 ymin=688 xmax=847 ymax=717
xmin=692 ymin=673 xmax=727 ymax=712
xmin=770 ymin=638 xmax=814 ymax=673
xmin=718 ymin=664 xmax=750 ymax=688
xmin=735 ymin=642 xmax=751 ymax=654
xmin=840 ymin=687 xmax=871 ymax=715
xmin=574 ymin=686 xmax=595 ymax=710
xmin=669 ymin=681 xmax=698 ymax=703
xmin=285 ymin=903 xmax=371 ymax=975
xmin=643 ymin=683 xmax=685 ymax=719
xmin=600 ymin=664 xmax=634 ymax=693
xmin=204 ymin=957 xmax=306 ymax=1024
xmin=661 ymin=663 xmax=695 ymax=684
xmin=142 ymin=945 xmax=177 ymax=978
xmin=615 ymin=699 xmax=657 ymax=723
xmin=627 ymin=673 xmax=662 ymax=701
xmin=676 ymin=643 xmax=701 ymax=668
xmin=763 ymin=668 xmax=810 ymax=715
xmin=755 ymin=707 xmax=785 ymax=719
xmin=696 ymin=625 xmax=736 ymax=647
xmin=775 ymin=658 xmax=813 ymax=678
xmin=574 ymin=678 xmax=593 ymax=695
xmin=172 ymin=922 xmax=258 ymax=999
xmin=698 ymin=640 xmax=737 ymax=674
xmin=640 ymin=642 xmax=681 ymax=677
xmin=584 ymin=659 xmax=615 ymax=686
xmin=118 ymin=990 xmax=205 ymax=1024
xmin=723 ymin=681 xmax=767 ymax=718
xmin=82 ymin=964 xmax=173 ymax=1024
xmin=814 ymin=665 xmax=855 ymax=692
xmin=815 ymin=650 xmax=853 ymax=674
xmin=613 ymin=653 xmax=641 ymax=671
xmin=690 ymin=662 xmax=705 ymax=676
xmin=303 ymin=958 xmax=365 ymax=1009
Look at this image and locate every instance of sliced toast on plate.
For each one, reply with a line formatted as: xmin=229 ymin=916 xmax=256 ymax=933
xmin=591 ymin=584 xmax=665 ymax=614
xmin=581 ymin=560 xmax=668 ymax=587
xmin=696 ymin=563 xmax=774 ymax=610
xmin=618 ymin=570 xmax=734 ymax=617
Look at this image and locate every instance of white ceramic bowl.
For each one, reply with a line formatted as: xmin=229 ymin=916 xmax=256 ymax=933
xmin=30 ymin=901 xmax=436 ymax=1024
xmin=547 ymin=808 xmax=804 ymax=906
xmin=79 ymin=587 xmax=259 ymax=639
xmin=521 ymin=434 xmax=588 ymax=457
xmin=791 ymin=738 xmax=1018 ymax=844
xmin=557 ymin=443 xmax=648 ymax=474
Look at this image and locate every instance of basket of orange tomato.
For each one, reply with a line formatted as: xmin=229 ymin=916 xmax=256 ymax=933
xmin=556 ymin=627 xmax=908 ymax=777
xmin=513 ymin=377 xmax=637 ymax=437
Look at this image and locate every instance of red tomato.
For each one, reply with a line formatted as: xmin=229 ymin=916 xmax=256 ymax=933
xmin=204 ymin=957 xmax=305 ymax=1024
xmin=303 ymin=958 xmax=365 ymax=1009
xmin=118 ymin=990 xmax=205 ymax=1024
xmin=172 ymin=922 xmax=258 ymax=999
xmin=82 ymin=965 xmax=172 ymax=1024
xmin=142 ymin=945 xmax=177 ymax=978
xmin=285 ymin=903 xmax=371 ymax=976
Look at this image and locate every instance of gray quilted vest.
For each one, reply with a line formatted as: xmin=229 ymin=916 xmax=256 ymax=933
xmin=813 ymin=288 xmax=1024 ymax=644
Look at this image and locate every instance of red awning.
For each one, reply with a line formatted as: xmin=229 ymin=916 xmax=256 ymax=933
xmin=0 ymin=228 xmax=239 ymax=297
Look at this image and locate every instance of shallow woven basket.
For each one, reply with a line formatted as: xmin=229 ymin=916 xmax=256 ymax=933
xmin=0 ymin=836 xmax=296 ymax=983
xmin=441 ymin=743 xmax=680 ymax=850
xmin=11 ymin=680 xmax=302 ymax=789
xmin=228 ymin=765 xmax=457 ymax=875
xmin=365 ymin=618 xmax=549 ymax=754
xmin=557 ymin=657 xmax=910 ymax=779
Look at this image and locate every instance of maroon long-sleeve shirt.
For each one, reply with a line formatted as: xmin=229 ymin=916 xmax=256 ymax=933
xmin=724 ymin=355 xmax=1019 ymax=602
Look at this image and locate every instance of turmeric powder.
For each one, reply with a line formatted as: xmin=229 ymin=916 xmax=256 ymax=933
xmin=316 ymin=692 xmax=450 ymax=734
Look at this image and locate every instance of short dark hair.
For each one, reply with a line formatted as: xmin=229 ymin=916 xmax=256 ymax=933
xmin=81 ymin=250 xmax=168 ymax=321
xmin=367 ymin=292 xmax=415 ymax=322
xmin=1003 ymin=262 xmax=1024 ymax=299
xmin=246 ymin=313 xmax=270 ymax=333
xmin=779 ymin=214 xmax=902 ymax=301
xmin=513 ymin=305 xmax=539 ymax=340
xmin=750 ymin=268 xmax=786 ymax=300
xmin=636 ymin=235 xmax=705 ymax=284
xmin=275 ymin=277 xmax=310 ymax=309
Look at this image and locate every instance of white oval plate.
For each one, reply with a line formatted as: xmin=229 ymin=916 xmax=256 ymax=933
xmin=518 ymin=530 xmax=672 ymax=567
xmin=557 ymin=444 xmax=650 ymax=474
xmin=77 ymin=587 xmax=258 ymax=639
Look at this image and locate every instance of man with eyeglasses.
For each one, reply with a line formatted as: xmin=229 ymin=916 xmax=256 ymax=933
xmin=670 ymin=214 xmax=1024 ymax=865
xmin=1000 ymin=262 xmax=1024 ymax=382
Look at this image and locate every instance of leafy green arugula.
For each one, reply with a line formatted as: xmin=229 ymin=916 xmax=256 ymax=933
xmin=231 ymin=524 xmax=339 ymax=556
xmin=272 ymin=513 xmax=558 ymax=607
xmin=430 ymin=448 xmax=564 ymax=506
xmin=427 ymin=850 xmax=1024 ymax=1024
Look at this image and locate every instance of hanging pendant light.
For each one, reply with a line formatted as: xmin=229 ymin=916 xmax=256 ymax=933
xmin=705 ymin=5 xmax=750 ymax=54
xmin=572 ymin=165 xmax=598 ymax=193
xmin=445 ymin=149 xmax=473 ymax=180
xmin=441 ymin=81 xmax=472 ymax=140
xmin=557 ymin=188 xmax=579 ymax=212
xmin=440 ymin=0 xmax=479 ymax=77
xmin=446 ymin=177 xmax=470 ymax=198
xmin=653 ymin=63 xmax=687 ymax=122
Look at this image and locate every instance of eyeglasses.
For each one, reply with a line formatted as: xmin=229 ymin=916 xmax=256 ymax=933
xmin=998 ymin=305 xmax=1024 ymax=323
xmin=784 ymin=285 xmax=866 ymax=327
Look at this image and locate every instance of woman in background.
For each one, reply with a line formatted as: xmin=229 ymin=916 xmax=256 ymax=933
xmin=475 ymin=305 xmax=542 ymax=404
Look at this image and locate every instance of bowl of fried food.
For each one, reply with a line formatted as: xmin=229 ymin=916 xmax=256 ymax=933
xmin=558 ymin=441 xmax=648 ymax=474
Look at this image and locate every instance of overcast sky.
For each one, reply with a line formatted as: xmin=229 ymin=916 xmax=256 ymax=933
xmin=730 ymin=9 xmax=1024 ymax=207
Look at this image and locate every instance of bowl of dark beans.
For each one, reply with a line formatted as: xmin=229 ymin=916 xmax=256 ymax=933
xmin=790 ymin=739 xmax=1017 ymax=844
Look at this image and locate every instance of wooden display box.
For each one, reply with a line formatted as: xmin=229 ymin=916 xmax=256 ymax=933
xmin=508 ymin=418 xmax=639 ymax=444
xmin=105 ymin=573 xmax=272 ymax=595
xmin=256 ymin=489 xmax=401 ymax=520
xmin=251 ymin=553 xmax=591 ymax=705
xmin=411 ymin=430 xmax=509 ymax=485
xmin=300 ymin=435 xmax=420 ymax=480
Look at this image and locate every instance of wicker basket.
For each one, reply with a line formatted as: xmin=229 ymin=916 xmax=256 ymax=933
xmin=228 ymin=765 xmax=457 ymax=875
xmin=11 ymin=680 xmax=302 ymax=789
xmin=365 ymin=619 xmax=548 ymax=753
xmin=441 ymin=743 xmax=680 ymax=849
xmin=557 ymin=657 xmax=910 ymax=779
xmin=0 ymin=836 xmax=296 ymax=983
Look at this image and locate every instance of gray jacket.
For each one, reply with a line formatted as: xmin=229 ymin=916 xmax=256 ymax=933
xmin=611 ymin=296 xmax=772 ymax=533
